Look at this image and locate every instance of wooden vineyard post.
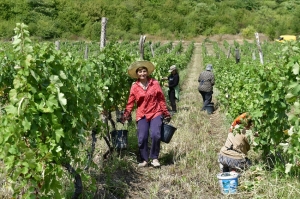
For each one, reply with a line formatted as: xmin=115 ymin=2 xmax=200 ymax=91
xmin=150 ymin=42 xmax=155 ymax=57
xmin=252 ymin=51 xmax=256 ymax=60
xmin=216 ymin=51 xmax=220 ymax=59
xmin=84 ymin=45 xmax=88 ymax=59
xmin=99 ymin=17 xmax=113 ymax=159
xmin=99 ymin=17 xmax=119 ymax=159
xmin=139 ymin=35 xmax=146 ymax=60
xmin=83 ymin=45 xmax=88 ymax=82
xmin=255 ymin=32 xmax=264 ymax=65
xmin=235 ymin=48 xmax=240 ymax=64
xmin=100 ymin=17 xmax=108 ymax=50
xmin=55 ymin=41 xmax=60 ymax=50
xmin=227 ymin=46 xmax=231 ymax=59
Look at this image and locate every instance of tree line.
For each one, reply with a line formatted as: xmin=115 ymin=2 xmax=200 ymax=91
xmin=0 ymin=0 xmax=299 ymax=41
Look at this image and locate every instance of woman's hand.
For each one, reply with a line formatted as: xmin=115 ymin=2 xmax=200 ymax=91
xmin=120 ymin=115 xmax=126 ymax=124
xmin=164 ymin=115 xmax=171 ymax=123
xmin=120 ymin=113 xmax=131 ymax=124
xmin=161 ymin=77 xmax=168 ymax=80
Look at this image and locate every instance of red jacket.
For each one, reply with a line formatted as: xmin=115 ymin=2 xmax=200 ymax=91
xmin=124 ymin=78 xmax=170 ymax=121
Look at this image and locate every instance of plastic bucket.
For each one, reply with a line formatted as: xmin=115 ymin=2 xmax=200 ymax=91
xmin=217 ymin=172 xmax=239 ymax=194
xmin=204 ymin=103 xmax=214 ymax=114
xmin=161 ymin=123 xmax=177 ymax=143
xmin=110 ymin=130 xmax=128 ymax=150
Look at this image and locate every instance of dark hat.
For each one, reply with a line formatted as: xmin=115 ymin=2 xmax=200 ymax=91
xmin=206 ymin=64 xmax=213 ymax=71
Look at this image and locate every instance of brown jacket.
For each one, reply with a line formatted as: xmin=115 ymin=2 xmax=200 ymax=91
xmin=220 ymin=131 xmax=250 ymax=160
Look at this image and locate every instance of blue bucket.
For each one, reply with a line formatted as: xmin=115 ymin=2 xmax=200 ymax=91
xmin=217 ymin=172 xmax=239 ymax=194
xmin=161 ymin=123 xmax=177 ymax=143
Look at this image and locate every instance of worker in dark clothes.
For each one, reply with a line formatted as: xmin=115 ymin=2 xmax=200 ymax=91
xmin=198 ymin=64 xmax=215 ymax=111
xmin=163 ymin=65 xmax=180 ymax=115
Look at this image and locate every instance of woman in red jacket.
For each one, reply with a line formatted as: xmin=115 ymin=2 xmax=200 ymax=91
xmin=122 ymin=60 xmax=171 ymax=168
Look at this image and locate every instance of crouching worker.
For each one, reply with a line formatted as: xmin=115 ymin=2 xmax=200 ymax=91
xmin=218 ymin=112 xmax=257 ymax=172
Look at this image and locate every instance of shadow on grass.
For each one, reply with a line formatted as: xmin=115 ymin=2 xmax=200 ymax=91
xmin=160 ymin=148 xmax=187 ymax=166
xmin=84 ymin=121 xmax=142 ymax=199
xmin=92 ymin=148 xmax=144 ymax=199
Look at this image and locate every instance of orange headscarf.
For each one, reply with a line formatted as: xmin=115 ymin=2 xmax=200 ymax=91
xmin=229 ymin=112 xmax=248 ymax=132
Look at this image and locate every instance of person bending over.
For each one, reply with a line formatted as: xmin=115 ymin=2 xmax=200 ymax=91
xmin=218 ymin=112 xmax=258 ymax=172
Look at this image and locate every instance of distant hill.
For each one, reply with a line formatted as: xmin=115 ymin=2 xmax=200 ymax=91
xmin=0 ymin=0 xmax=298 ymax=41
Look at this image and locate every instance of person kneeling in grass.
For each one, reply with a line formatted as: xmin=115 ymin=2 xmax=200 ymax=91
xmin=218 ymin=112 xmax=258 ymax=172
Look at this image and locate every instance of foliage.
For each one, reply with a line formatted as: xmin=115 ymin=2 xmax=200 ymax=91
xmin=241 ymin=25 xmax=257 ymax=39
xmin=0 ymin=23 xmax=193 ymax=197
xmin=0 ymin=23 xmax=135 ymax=197
xmin=0 ymin=0 xmax=299 ymax=40
xmin=202 ymin=40 xmax=300 ymax=174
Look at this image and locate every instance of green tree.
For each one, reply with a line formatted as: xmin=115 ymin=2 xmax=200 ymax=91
xmin=0 ymin=0 xmax=14 ymax=20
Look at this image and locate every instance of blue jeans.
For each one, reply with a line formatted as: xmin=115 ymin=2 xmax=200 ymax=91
xmin=137 ymin=115 xmax=163 ymax=162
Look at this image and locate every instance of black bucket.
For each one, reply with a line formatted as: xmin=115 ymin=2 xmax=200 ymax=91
xmin=204 ymin=103 xmax=214 ymax=114
xmin=110 ymin=130 xmax=128 ymax=149
xmin=161 ymin=123 xmax=177 ymax=143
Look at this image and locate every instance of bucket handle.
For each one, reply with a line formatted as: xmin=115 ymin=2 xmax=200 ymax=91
xmin=116 ymin=121 xmax=129 ymax=131
xmin=163 ymin=118 xmax=171 ymax=124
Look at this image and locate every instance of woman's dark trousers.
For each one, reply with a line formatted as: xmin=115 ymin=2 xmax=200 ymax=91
xmin=168 ymin=89 xmax=177 ymax=112
xmin=199 ymin=91 xmax=213 ymax=110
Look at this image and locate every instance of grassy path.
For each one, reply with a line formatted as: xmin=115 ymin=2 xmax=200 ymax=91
xmin=122 ymin=43 xmax=231 ymax=199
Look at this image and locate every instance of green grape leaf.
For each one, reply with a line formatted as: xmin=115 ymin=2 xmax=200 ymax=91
xmin=22 ymin=117 xmax=31 ymax=131
xmin=8 ymin=146 xmax=17 ymax=155
xmin=5 ymin=104 xmax=18 ymax=115
xmin=59 ymin=71 xmax=67 ymax=80
xmin=285 ymin=163 xmax=293 ymax=174
xmin=55 ymin=128 xmax=64 ymax=143
xmin=58 ymin=92 xmax=67 ymax=106
xmin=292 ymin=63 xmax=300 ymax=75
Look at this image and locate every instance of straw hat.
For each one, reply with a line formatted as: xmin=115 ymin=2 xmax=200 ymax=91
xmin=168 ymin=65 xmax=177 ymax=72
xmin=127 ymin=60 xmax=155 ymax=78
